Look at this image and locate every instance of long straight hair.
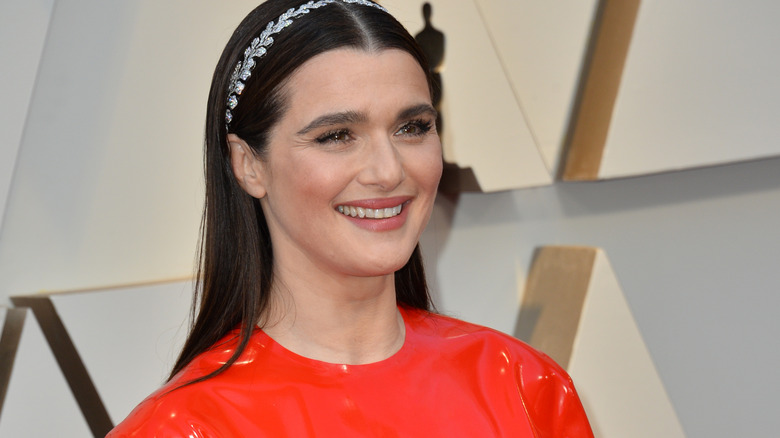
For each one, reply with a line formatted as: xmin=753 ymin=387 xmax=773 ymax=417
xmin=170 ymin=0 xmax=435 ymax=383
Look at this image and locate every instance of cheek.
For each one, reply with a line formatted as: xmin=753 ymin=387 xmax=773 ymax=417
xmin=283 ymin=158 xmax=347 ymax=203
xmin=409 ymin=144 xmax=443 ymax=192
xmin=429 ymin=153 xmax=443 ymax=187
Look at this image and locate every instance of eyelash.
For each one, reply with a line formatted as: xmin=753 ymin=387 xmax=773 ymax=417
xmin=315 ymin=129 xmax=351 ymax=144
xmin=314 ymin=119 xmax=434 ymax=145
xmin=397 ymin=119 xmax=434 ymax=137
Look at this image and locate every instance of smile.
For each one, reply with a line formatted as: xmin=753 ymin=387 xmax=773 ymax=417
xmin=337 ymin=204 xmax=403 ymax=219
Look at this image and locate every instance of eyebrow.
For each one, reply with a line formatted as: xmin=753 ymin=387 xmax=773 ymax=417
xmin=296 ymin=103 xmax=439 ymax=135
xmin=396 ymin=103 xmax=438 ymax=122
xmin=297 ymin=111 xmax=367 ymax=135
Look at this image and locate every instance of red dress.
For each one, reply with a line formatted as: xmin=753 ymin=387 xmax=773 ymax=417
xmin=109 ymin=307 xmax=593 ymax=437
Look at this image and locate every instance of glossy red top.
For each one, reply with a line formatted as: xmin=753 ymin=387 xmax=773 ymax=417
xmin=109 ymin=307 xmax=593 ymax=437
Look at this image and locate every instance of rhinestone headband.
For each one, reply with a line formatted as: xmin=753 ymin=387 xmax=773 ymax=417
xmin=225 ymin=0 xmax=387 ymax=125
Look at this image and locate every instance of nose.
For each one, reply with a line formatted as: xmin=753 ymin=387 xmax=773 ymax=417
xmin=357 ymin=135 xmax=405 ymax=191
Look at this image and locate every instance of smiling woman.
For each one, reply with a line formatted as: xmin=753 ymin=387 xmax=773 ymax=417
xmin=108 ymin=1 xmax=593 ymax=436
xmin=230 ymin=49 xmax=442 ymax=283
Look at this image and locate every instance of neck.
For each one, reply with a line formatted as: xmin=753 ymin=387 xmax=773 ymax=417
xmin=261 ymin=268 xmax=405 ymax=365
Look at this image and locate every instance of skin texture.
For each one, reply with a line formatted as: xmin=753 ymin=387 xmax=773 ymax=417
xmin=228 ymin=49 xmax=442 ymax=365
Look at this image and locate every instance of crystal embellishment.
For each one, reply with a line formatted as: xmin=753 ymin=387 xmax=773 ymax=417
xmin=224 ymin=0 xmax=387 ymax=126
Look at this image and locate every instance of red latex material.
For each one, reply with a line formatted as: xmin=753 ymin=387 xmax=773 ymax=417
xmin=109 ymin=308 xmax=593 ymax=437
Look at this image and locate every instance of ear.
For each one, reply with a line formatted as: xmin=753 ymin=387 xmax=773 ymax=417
xmin=227 ymin=133 xmax=267 ymax=199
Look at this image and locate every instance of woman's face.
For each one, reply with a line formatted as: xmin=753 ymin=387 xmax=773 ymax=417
xmin=242 ymin=48 xmax=442 ymax=280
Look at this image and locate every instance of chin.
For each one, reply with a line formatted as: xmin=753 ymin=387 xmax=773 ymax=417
xmin=348 ymin=256 xmax=412 ymax=278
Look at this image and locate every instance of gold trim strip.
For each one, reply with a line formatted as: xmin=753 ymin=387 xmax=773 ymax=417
xmin=515 ymin=246 xmax=597 ymax=369
xmin=560 ymin=0 xmax=642 ymax=180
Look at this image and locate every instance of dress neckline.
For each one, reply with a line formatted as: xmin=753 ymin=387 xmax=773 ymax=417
xmin=253 ymin=306 xmax=416 ymax=372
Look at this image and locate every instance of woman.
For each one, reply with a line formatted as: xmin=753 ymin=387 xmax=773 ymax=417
xmin=110 ymin=0 xmax=593 ymax=436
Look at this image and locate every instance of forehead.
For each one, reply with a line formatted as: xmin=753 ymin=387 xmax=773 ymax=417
xmin=281 ymin=48 xmax=431 ymax=117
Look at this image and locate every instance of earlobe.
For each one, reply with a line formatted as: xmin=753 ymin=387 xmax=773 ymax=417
xmin=227 ymin=134 xmax=267 ymax=198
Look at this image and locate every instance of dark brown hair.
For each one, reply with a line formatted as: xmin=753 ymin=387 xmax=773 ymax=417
xmin=170 ymin=0 xmax=435 ymax=383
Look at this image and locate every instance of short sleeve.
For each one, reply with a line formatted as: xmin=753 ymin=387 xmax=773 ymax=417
xmin=106 ymin=393 xmax=219 ymax=438
xmin=515 ymin=351 xmax=594 ymax=438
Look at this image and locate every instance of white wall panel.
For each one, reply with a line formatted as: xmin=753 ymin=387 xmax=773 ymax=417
xmin=601 ymin=0 xmax=780 ymax=177
xmin=50 ymin=281 xmax=191 ymax=424
xmin=386 ymin=0 xmax=552 ymax=191
xmin=0 ymin=308 xmax=92 ymax=437
xmin=0 ymin=0 xmax=259 ymax=301
xmin=0 ymin=0 xmax=55 ymax=236
xmin=474 ymin=0 xmax=598 ymax=172
xmin=569 ymin=250 xmax=685 ymax=438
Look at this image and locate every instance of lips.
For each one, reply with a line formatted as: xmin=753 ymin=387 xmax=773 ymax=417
xmin=337 ymin=204 xmax=403 ymax=219
xmin=334 ymin=197 xmax=412 ymax=231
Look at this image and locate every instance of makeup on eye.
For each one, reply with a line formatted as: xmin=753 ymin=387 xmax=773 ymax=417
xmin=395 ymin=118 xmax=434 ymax=137
xmin=311 ymin=116 xmax=435 ymax=146
xmin=304 ymin=103 xmax=438 ymax=144
xmin=315 ymin=128 xmax=353 ymax=144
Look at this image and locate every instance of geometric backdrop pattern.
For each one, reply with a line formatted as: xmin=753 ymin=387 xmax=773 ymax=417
xmin=516 ymin=246 xmax=685 ymax=437
xmin=3 ymin=281 xmax=190 ymax=436
xmin=3 ymin=1 xmax=780 ymax=437
xmin=0 ymin=307 xmax=91 ymax=437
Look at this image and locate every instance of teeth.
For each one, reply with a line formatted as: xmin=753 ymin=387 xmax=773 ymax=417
xmin=337 ymin=203 xmax=404 ymax=219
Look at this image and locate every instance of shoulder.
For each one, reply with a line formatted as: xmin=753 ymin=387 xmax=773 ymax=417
xmin=404 ymin=308 xmax=593 ymax=436
xmin=107 ymin=385 xmax=214 ymax=437
xmin=107 ymin=330 xmax=256 ymax=437
xmin=107 ymin=371 xmax=227 ymax=437
xmin=405 ymin=307 xmax=561 ymax=370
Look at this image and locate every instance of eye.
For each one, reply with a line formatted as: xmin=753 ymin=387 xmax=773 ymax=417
xmin=395 ymin=119 xmax=434 ymax=137
xmin=315 ymin=129 xmax=352 ymax=144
